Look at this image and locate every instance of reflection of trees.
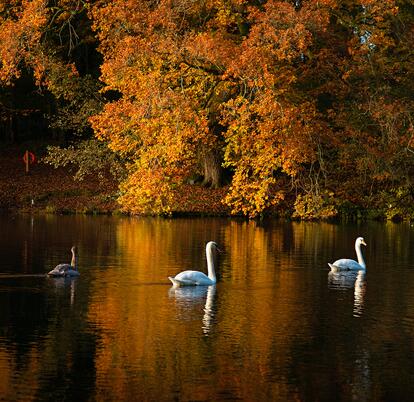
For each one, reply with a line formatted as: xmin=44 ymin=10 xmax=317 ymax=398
xmin=56 ymin=219 xmax=414 ymax=400
xmin=0 ymin=214 xmax=132 ymax=399
xmin=0 ymin=214 xmax=122 ymax=274
xmin=0 ymin=282 xmax=49 ymax=400
xmin=0 ymin=214 xmax=120 ymax=401
xmin=112 ymin=217 xmax=228 ymax=282
xmin=2 ymin=218 xmax=414 ymax=400
xmin=85 ymin=218 xmax=376 ymax=400
xmin=0 ymin=277 xmax=98 ymax=401
xmin=192 ymin=221 xmax=336 ymax=399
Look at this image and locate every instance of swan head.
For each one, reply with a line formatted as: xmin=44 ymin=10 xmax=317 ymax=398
xmin=356 ymin=237 xmax=367 ymax=247
xmin=206 ymin=241 xmax=221 ymax=253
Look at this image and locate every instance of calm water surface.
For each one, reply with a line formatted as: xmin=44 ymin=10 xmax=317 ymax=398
xmin=0 ymin=215 xmax=414 ymax=401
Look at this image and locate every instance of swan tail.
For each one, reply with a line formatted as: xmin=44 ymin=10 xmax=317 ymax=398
xmin=48 ymin=268 xmax=64 ymax=277
xmin=168 ymin=277 xmax=195 ymax=287
xmin=47 ymin=270 xmax=60 ymax=277
xmin=328 ymin=263 xmax=342 ymax=272
xmin=48 ymin=263 xmax=71 ymax=276
xmin=328 ymin=262 xmax=355 ymax=272
xmin=168 ymin=277 xmax=182 ymax=287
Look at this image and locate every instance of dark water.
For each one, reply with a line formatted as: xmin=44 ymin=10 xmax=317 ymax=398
xmin=0 ymin=215 xmax=414 ymax=401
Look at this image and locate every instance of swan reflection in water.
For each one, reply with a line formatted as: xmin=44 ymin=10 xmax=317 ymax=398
xmin=169 ymin=285 xmax=217 ymax=335
xmin=328 ymin=270 xmax=366 ymax=317
xmin=48 ymin=275 xmax=78 ymax=306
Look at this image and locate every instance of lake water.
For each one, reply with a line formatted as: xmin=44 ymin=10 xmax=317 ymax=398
xmin=0 ymin=215 xmax=414 ymax=401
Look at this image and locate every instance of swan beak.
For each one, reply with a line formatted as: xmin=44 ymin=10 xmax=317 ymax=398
xmin=362 ymin=240 xmax=367 ymax=246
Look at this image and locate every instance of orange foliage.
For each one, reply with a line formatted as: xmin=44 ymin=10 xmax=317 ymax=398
xmin=2 ymin=0 xmax=414 ymax=218
xmin=0 ymin=0 xmax=48 ymax=84
xmin=0 ymin=0 xmax=90 ymax=92
xmin=89 ymin=0 xmax=338 ymax=217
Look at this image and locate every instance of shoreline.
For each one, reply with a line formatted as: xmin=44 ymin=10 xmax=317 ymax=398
xmin=0 ymin=146 xmax=409 ymax=222
xmin=0 ymin=146 xmax=233 ymax=217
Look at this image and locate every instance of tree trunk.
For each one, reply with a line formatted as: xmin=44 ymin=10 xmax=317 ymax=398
xmin=201 ymin=149 xmax=222 ymax=189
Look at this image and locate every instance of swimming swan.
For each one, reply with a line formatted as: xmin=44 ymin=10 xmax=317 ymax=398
xmin=169 ymin=241 xmax=219 ymax=286
xmin=328 ymin=237 xmax=367 ymax=271
xmin=48 ymin=246 xmax=80 ymax=277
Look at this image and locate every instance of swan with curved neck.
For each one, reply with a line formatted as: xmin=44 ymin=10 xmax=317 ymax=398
xmin=169 ymin=241 xmax=219 ymax=286
xmin=48 ymin=246 xmax=80 ymax=277
xmin=328 ymin=237 xmax=367 ymax=271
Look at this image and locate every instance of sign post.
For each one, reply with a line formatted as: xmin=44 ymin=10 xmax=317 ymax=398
xmin=22 ymin=150 xmax=36 ymax=173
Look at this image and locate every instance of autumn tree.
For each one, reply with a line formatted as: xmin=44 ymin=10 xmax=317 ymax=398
xmin=2 ymin=0 xmax=414 ymax=219
xmin=0 ymin=0 xmax=101 ymax=125
xmin=90 ymin=0 xmax=235 ymax=214
xmin=321 ymin=0 xmax=414 ymax=219
xmin=0 ymin=0 xmax=122 ymax=179
xmin=90 ymin=0 xmax=339 ymax=216
xmin=219 ymin=0 xmax=336 ymax=217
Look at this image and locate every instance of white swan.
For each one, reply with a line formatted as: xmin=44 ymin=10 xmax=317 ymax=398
xmin=48 ymin=246 xmax=80 ymax=277
xmin=168 ymin=241 xmax=219 ymax=286
xmin=328 ymin=237 xmax=367 ymax=271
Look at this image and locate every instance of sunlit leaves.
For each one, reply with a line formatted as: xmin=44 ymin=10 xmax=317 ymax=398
xmin=90 ymin=0 xmax=338 ymax=216
xmin=3 ymin=0 xmax=414 ymax=218
xmin=0 ymin=0 xmax=48 ymax=84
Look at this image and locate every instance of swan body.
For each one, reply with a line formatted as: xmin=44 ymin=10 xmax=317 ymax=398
xmin=169 ymin=241 xmax=219 ymax=286
xmin=48 ymin=264 xmax=79 ymax=277
xmin=328 ymin=237 xmax=367 ymax=271
xmin=48 ymin=246 xmax=80 ymax=277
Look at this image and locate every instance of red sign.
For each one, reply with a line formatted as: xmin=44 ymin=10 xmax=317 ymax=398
xmin=23 ymin=150 xmax=36 ymax=172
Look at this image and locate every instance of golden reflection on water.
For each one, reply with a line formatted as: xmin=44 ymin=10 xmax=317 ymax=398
xmin=85 ymin=218 xmax=331 ymax=401
xmin=1 ymin=217 xmax=414 ymax=401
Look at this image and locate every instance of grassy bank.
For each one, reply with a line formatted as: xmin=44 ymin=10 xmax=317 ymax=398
xmin=0 ymin=144 xmax=231 ymax=216
xmin=0 ymin=144 xmax=119 ymax=214
xmin=2 ymin=144 xmax=409 ymax=221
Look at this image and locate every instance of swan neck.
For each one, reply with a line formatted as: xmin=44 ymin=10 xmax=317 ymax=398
xmin=71 ymin=249 xmax=78 ymax=269
xmin=355 ymin=243 xmax=366 ymax=269
xmin=206 ymin=244 xmax=216 ymax=281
